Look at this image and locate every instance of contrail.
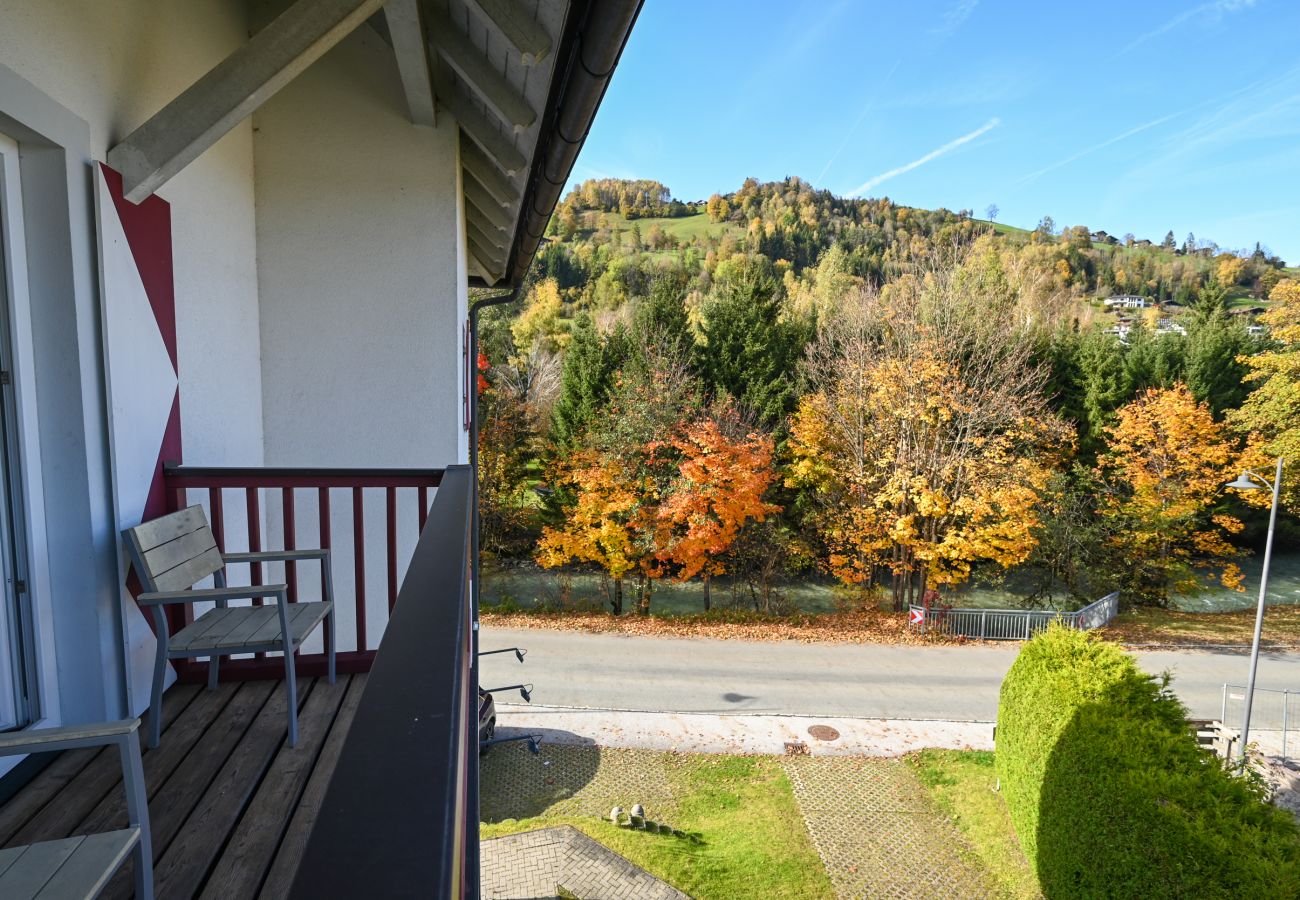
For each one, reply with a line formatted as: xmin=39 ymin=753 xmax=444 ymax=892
xmin=846 ymin=118 xmax=1000 ymax=197
xmin=1015 ymin=112 xmax=1181 ymax=186
xmin=816 ymin=59 xmax=901 ymax=186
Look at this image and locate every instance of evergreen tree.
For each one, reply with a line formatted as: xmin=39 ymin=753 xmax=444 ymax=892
xmin=696 ymin=257 xmax=808 ymax=428
xmin=1184 ymin=309 xmax=1251 ymax=416
xmin=1076 ymin=329 xmax=1129 ymax=456
xmin=550 ymin=315 xmax=628 ymax=449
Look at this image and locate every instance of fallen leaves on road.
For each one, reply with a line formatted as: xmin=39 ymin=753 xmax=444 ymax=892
xmin=479 ymin=608 xmax=965 ymax=645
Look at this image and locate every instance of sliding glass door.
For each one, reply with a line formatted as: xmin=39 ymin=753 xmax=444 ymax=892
xmin=0 ymin=132 xmax=34 ymax=731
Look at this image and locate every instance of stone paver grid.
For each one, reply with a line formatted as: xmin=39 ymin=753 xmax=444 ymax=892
xmin=783 ymin=756 xmax=994 ymax=899
xmin=481 ymin=825 xmax=688 ymax=900
xmin=481 ymin=743 xmax=676 ymax=823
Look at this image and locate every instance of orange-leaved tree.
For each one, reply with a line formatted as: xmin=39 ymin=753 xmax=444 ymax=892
xmin=1096 ymin=383 xmax=1250 ymax=604
xmin=535 ymin=450 xmax=650 ymax=614
xmin=650 ymin=418 xmax=780 ymax=610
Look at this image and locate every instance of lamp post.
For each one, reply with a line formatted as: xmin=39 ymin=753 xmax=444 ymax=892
xmin=1225 ymin=457 xmax=1285 ymax=767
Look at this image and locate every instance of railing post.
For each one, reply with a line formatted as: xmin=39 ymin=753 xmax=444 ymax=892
xmin=1221 ymin=683 xmax=1227 ymax=725
xmin=980 ymin=609 xmax=988 ymax=641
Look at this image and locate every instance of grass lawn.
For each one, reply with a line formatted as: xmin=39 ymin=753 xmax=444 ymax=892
xmin=595 ymin=211 xmax=740 ymax=243
xmin=481 ymin=751 xmax=834 ymax=900
xmin=1102 ymin=604 xmax=1300 ymax=649
xmin=908 ymin=750 xmax=1041 ymax=899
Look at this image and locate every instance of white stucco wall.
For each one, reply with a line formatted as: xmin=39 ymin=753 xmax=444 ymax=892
xmin=253 ymin=26 xmax=467 ymax=470
xmin=0 ymin=0 xmax=265 ymax=466
xmin=0 ymin=0 xmax=263 ymax=724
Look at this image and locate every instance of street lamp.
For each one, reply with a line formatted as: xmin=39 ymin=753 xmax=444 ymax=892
xmin=1224 ymin=457 xmax=1285 ymax=767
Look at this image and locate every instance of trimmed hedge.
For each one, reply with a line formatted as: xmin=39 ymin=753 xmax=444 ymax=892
xmin=996 ymin=625 xmax=1300 ymax=898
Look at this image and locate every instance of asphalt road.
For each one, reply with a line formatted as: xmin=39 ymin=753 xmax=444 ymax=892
xmin=480 ymin=626 xmax=1300 ymax=722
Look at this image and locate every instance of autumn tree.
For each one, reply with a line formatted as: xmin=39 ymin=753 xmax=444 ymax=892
xmin=510 ymin=277 xmax=567 ymax=360
xmin=1095 ymin=384 xmax=1246 ymax=604
xmin=536 ymin=451 xmax=645 ymax=614
xmin=477 ymin=352 xmax=542 ymax=556
xmin=650 ymin=416 xmax=780 ymax=611
xmin=1231 ymin=279 xmax=1300 ymax=508
xmin=788 ymin=253 xmax=1070 ymax=609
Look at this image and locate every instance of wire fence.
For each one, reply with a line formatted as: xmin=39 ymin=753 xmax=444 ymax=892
xmin=907 ymin=591 xmax=1120 ymax=641
xmin=1221 ymin=684 xmax=1297 ymax=762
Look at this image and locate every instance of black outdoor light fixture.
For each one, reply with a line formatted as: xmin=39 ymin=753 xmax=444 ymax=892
xmin=484 ymin=683 xmax=533 ymax=703
xmin=478 ymin=647 xmax=527 ymax=663
xmin=480 ymin=733 xmax=543 ymax=755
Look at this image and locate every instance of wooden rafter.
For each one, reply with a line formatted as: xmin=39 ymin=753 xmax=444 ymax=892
xmin=383 ymin=0 xmax=436 ymax=126
xmin=462 ymin=0 xmax=551 ymax=66
xmin=106 ymin=0 xmax=383 ymax=202
xmin=428 ymin=11 xmax=535 ymax=132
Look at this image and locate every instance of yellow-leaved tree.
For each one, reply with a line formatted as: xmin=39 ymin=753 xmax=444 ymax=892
xmin=1096 ymin=383 xmax=1250 ymax=603
xmin=1230 ymin=278 xmax=1300 ymax=509
xmin=787 ymin=250 xmax=1070 ymax=609
xmin=535 ymin=450 xmax=647 ymax=614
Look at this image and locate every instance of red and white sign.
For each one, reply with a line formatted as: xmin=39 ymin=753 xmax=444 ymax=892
xmin=909 ymin=608 xmax=925 ymax=625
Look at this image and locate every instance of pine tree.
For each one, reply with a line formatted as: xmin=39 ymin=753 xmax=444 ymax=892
xmin=696 ymin=257 xmax=807 ymax=428
xmin=550 ymin=315 xmax=627 ymax=449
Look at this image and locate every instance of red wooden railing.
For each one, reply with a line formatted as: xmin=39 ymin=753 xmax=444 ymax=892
xmin=162 ymin=464 xmax=443 ymax=681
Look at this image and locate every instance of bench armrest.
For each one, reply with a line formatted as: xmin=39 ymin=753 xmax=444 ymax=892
xmin=0 ymin=718 xmax=141 ymax=756
xmin=223 ymin=549 xmax=329 ymax=564
xmin=138 ymin=584 xmax=289 ymax=606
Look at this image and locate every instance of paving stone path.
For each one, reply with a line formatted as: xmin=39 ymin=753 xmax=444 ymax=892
xmin=481 ymin=826 xmax=689 ymax=900
xmin=783 ymin=756 xmax=994 ymax=899
xmin=480 ymin=743 xmax=677 ymax=823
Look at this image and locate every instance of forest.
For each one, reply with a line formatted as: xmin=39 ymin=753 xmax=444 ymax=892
xmin=477 ymin=176 xmax=1300 ymax=615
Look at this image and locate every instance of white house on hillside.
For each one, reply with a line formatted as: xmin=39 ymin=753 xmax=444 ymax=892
xmin=1104 ymin=294 xmax=1149 ymax=309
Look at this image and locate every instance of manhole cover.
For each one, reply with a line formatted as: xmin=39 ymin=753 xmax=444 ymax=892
xmin=807 ymin=725 xmax=840 ymax=741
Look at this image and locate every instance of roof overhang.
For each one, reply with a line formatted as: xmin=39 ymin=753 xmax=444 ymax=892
xmin=103 ymin=0 xmax=641 ymax=291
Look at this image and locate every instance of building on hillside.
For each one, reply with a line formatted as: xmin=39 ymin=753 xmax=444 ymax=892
xmin=1104 ymin=295 xmax=1149 ymax=309
xmin=1090 ymin=230 xmax=1118 ymax=245
xmin=0 ymin=1 xmax=641 ymax=895
xmin=1156 ymin=318 xmax=1188 ymax=337
xmin=1134 ymin=238 xmax=1154 ymax=248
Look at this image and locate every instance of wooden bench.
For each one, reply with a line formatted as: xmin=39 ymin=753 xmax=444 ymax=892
xmin=0 ymin=719 xmax=152 ymax=899
xmin=123 ymin=506 xmax=335 ymax=748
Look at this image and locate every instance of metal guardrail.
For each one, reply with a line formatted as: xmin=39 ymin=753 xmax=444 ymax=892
xmin=1222 ymin=683 xmax=1296 ymax=762
xmin=290 ymin=465 xmax=476 ymax=897
xmin=908 ymin=591 xmax=1120 ymax=640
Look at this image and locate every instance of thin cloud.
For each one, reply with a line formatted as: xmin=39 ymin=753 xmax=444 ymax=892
xmin=932 ymin=0 xmax=979 ymax=38
xmin=846 ymin=118 xmax=1001 ymax=197
xmin=1119 ymin=0 xmax=1257 ymax=55
xmin=1015 ymin=112 xmax=1182 ymax=186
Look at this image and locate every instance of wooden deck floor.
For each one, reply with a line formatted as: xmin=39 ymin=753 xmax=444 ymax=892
xmin=0 ymin=673 xmax=366 ymax=899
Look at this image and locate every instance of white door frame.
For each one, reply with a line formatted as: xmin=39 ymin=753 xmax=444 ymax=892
xmin=0 ymin=130 xmax=60 ymax=739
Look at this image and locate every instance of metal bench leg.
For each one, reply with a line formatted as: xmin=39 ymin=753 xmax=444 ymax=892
xmin=283 ymin=644 xmax=299 ymax=748
xmin=148 ymin=608 xmax=168 ymax=749
xmin=323 ymin=559 xmax=336 ymax=685
xmin=327 ymin=607 xmax=336 ymax=685
xmin=118 ymin=730 xmax=154 ymax=900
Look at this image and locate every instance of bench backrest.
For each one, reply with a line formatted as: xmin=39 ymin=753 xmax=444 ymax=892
xmin=123 ymin=506 xmax=223 ymax=592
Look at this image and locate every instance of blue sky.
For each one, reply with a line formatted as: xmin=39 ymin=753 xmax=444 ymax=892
xmin=572 ymin=0 xmax=1300 ymax=263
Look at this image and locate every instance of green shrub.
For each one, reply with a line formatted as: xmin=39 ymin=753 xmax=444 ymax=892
xmin=996 ymin=624 xmax=1300 ymax=898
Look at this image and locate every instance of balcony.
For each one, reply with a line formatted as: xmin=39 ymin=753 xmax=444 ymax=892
xmin=0 ymin=465 xmax=476 ymax=896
